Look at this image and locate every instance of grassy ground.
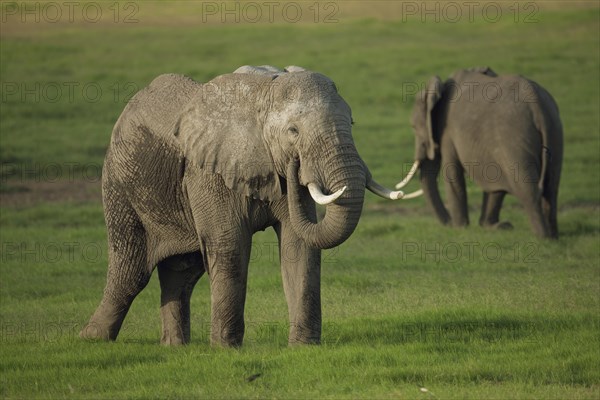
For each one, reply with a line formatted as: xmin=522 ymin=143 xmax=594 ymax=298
xmin=1 ymin=2 xmax=599 ymax=399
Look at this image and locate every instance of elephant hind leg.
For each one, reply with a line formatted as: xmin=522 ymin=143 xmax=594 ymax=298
xmin=81 ymin=202 xmax=151 ymax=341
xmin=158 ymin=252 xmax=204 ymax=345
xmin=479 ymin=191 xmax=513 ymax=230
xmin=541 ymin=167 xmax=560 ymax=239
xmin=541 ymin=191 xmax=558 ymax=239
xmin=518 ymin=190 xmax=552 ymax=239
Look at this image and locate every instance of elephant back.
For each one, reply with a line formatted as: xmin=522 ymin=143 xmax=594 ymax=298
xmin=110 ymin=74 xmax=202 ymax=147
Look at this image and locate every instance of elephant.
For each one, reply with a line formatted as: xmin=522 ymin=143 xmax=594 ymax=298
xmin=80 ymin=65 xmax=406 ymax=347
xmin=396 ymin=67 xmax=563 ymax=238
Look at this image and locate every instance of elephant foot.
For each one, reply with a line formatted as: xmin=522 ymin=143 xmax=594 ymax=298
xmin=161 ymin=330 xmax=187 ymax=346
xmin=494 ymin=221 xmax=514 ymax=230
xmin=160 ymin=305 xmax=189 ymax=346
xmin=210 ymin=325 xmax=244 ymax=348
xmin=80 ymin=322 xmax=113 ymax=341
xmin=210 ymin=337 xmax=243 ymax=348
xmin=288 ymin=322 xmax=321 ymax=346
xmin=80 ymin=300 xmax=129 ymax=341
xmin=480 ymin=220 xmax=514 ymax=230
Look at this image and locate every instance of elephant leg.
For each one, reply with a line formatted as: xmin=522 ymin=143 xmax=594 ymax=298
xmin=183 ymin=170 xmax=254 ymax=346
xmin=158 ymin=252 xmax=204 ymax=345
xmin=479 ymin=191 xmax=513 ymax=230
xmin=203 ymin=233 xmax=252 ymax=347
xmin=541 ymin=177 xmax=559 ymax=239
xmin=518 ymin=191 xmax=551 ymax=238
xmin=81 ymin=200 xmax=151 ymax=341
xmin=541 ymin=193 xmax=558 ymax=239
xmin=275 ymin=220 xmax=321 ymax=345
xmin=443 ymin=160 xmax=469 ymax=227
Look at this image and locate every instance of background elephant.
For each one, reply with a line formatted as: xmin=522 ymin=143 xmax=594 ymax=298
xmin=397 ymin=67 xmax=563 ymax=238
xmin=81 ymin=66 xmax=404 ymax=347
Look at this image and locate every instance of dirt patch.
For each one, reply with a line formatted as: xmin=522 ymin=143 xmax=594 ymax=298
xmin=0 ymin=180 xmax=102 ymax=208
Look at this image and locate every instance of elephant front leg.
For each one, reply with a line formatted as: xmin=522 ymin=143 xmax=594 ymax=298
xmin=479 ymin=191 xmax=513 ymax=230
xmin=158 ymin=252 xmax=204 ymax=345
xmin=203 ymin=235 xmax=252 ymax=347
xmin=443 ymin=159 xmax=469 ymax=227
xmin=275 ymin=222 xmax=322 ymax=345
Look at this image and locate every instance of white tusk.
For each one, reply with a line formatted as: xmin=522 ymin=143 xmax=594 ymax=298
xmin=308 ymin=183 xmax=346 ymax=205
xmin=400 ymin=189 xmax=423 ymax=199
xmin=395 ymin=160 xmax=420 ymax=189
xmin=367 ymin=179 xmax=405 ymax=200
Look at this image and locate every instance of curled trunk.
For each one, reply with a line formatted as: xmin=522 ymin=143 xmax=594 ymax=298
xmin=286 ymin=156 xmax=365 ymax=250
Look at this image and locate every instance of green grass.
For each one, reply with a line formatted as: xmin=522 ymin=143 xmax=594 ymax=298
xmin=1 ymin=3 xmax=599 ymax=399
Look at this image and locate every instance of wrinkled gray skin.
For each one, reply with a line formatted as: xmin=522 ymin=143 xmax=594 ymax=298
xmin=411 ymin=67 xmax=563 ymax=238
xmin=81 ymin=66 xmax=373 ymax=346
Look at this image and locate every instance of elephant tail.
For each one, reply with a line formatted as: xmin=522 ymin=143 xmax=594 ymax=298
xmin=539 ymin=146 xmax=550 ymax=191
xmin=528 ymin=80 xmax=563 ymax=193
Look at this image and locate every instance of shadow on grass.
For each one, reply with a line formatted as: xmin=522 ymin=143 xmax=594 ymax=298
xmin=327 ymin=313 xmax=595 ymax=347
xmin=557 ymin=201 xmax=600 ymax=237
xmin=1 ymin=344 xmax=167 ymax=370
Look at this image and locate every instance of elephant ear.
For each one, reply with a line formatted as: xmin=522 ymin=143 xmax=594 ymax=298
xmin=424 ymin=76 xmax=443 ymax=160
xmin=174 ymin=74 xmax=282 ymax=202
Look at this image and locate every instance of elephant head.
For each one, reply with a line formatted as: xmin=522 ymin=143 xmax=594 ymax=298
xmin=176 ymin=66 xmax=403 ymax=249
xmin=394 ymin=75 xmax=450 ymax=224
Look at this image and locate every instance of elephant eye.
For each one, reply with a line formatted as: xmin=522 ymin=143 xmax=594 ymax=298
xmin=288 ymin=126 xmax=299 ymax=137
xmin=351 ymin=118 xmax=355 ymax=125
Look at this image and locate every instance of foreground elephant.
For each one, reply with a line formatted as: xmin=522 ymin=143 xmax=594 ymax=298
xmin=81 ymin=66 xmax=406 ymax=346
xmin=397 ymin=67 xmax=563 ymax=238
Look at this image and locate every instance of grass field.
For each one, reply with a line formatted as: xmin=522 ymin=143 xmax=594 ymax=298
xmin=1 ymin=1 xmax=599 ymax=399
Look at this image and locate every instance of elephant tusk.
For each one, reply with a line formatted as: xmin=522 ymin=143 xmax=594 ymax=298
xmin=400 ymin=189 xmax=424 ymax=199
xmin=307 ymin=183 xmax=346 ymax=205
xmin=395 ymin=160 xmax=420 ymax=189
xmin=366 ymin=179 xmax=405 ymax=200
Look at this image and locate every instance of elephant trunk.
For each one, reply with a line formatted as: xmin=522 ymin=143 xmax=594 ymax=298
xmin=286 ymin=150 xmax=366 ymax=250
xmin=420 ymin=158 xmax=451 ymax=225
